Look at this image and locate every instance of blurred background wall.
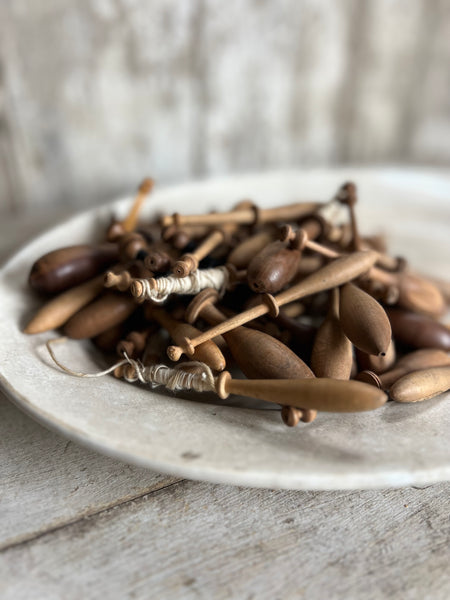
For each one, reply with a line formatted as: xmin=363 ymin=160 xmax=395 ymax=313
xmin=1 ymin=0 xmax=449 ymax=216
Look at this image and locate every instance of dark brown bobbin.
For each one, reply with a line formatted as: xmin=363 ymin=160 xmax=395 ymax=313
xmin=28 ymin=244 xmax=119 ymax=295
xmin=387 ymin=308 xmax=450 ymax=351
xmin=339 ymin=282 xmax=392 ymax=356
xmin=118 ymin=232 xmax=149 ymax=262
xmin=245 ymin=223 xmax=311 ymax=295
xmin=167 ymin=250 xmax=379 ymax=362
xmin=185 ymin=288 xmax=314 ymax=381
xmin=144 ymin=242 xmax=178 ymax=273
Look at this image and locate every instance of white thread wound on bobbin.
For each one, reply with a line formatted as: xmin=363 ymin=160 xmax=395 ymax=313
xmin=123 ymin=359 xmax=217 ymax=393
xmin=45 ymin=338 xmax=217 ymax=394
xmin=135 ymin=266 xmax=229 ymax=303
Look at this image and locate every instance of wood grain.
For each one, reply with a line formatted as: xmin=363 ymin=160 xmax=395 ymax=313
xmin=0 ymin=396 xmax=180 ymax=549
xmin=1 ymin=1 xmax=450 ymax=215
xmin=0 ymin=467 xmax=448 ymax=599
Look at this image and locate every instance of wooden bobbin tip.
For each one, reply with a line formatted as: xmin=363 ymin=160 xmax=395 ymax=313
xmin=185 ymin=288 xmax=220 ymax=324
xmin=104 ymin=271 xmax=118 ymax=287
xmin=130 ymin=280 xmax=144 ymax=298
xmin=173 ymin=254 xmax=198 ymax=278
xmin=138 ymin=177 xmax=154 ymax=195
xmin=215 ymin=371 xmax=231 ymax=399
xmin=167 ymin=337 xmax=195 ymax=361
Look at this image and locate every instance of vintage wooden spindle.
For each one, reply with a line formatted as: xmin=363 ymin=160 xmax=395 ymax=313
xmin=107 ymin=178 xmax=154 ymax=242
xmin=387 ymin=308 xmax=450 ymax=351
xmin=338 ymin=282 xmax=392 ymax=356
xmin=283 ymin=226 xmax=445 ymax=317
xmin=389 ymin=366 xmax=450 ymax=403
xmin=355 ymin=348 xmax=450 ymax=391
xmin=160 ymin=201 xmax=323 ymax=230
xmin=214 ymin=373 xmax=388 ymax=412
xmin=167 ymin=250 xmax=379 ymax=361
xmin=24 ymin=274 xmax=105 ymax=334
xmin=311 ymin=288 xmax=353 ymax=379
xmin=104 ymin=262 xmax=153 ymax=292
xmin=173 ymin=201 xmax=253 ymax=277
xmin=185 ymin=288 xmax=315 ymax=381
xmin=28 ymin=244 xmax=119 ymax=294
xmin=145 ymin=305 xmax=226 ymax=371
xmin=63 ymin=292 xmax=138 ymax=339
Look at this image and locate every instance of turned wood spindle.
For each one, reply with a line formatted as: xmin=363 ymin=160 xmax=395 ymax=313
xmin=107 ymin=178 xmax=154 ymax=242
xmin=185 ymin=288 xmax=315 ymax=381
xmin=146 ymin=305 xmax=226 ymax=371
xmin=283 ymin=226 xmax=445 ymax=317
xmin=167 ymin=250 xmax=379 ymax=361
xmin=214 ymin=373 xmax=388 ymax=412
xmin=160 ymin=201 xmax=323 ymax=230
xmin=173 ymin=201 xmax=253 ymax=277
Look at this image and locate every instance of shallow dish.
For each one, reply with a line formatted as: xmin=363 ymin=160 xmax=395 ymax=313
xmin=0 ymin=169 xmax=449 ymax=490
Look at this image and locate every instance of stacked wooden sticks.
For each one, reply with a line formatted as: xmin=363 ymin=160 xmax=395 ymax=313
xmin=24 ymin=178 xmax=450 ymax=426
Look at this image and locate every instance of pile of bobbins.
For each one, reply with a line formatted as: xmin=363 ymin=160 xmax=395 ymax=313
xmin=24 ymin=178 xmax=450 ymax=427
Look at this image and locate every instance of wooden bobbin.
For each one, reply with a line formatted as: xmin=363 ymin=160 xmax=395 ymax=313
xmin=167 ymin=250 xmax=379 ymax=361
xmin=146 ymin=305 xmax=226 ymax=371
xmin=28 ymin=244 xmax=119 ymax=294
xmin=185 ymin=288 xmax=315 ymax=381
xmin=214 ymin=373 xmax=387 ymax=412
xmin=160 ymin=201 xmax=323 ymax=229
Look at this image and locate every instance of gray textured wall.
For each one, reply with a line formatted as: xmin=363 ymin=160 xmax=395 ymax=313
xmin=1 ymin=0 xmax=449 ymax=215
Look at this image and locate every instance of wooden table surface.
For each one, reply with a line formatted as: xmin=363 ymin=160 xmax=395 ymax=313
xmin=1 ymin=204 xmax=449 ymax=600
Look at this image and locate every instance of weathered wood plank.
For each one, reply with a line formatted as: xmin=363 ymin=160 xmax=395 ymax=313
xmin=0 ymin=476 xmax=448 ymax=599
xmin=0 ymin=395 xmax=180 ymax=549
xmin=1 ymin=1 xmax=450 ymax=215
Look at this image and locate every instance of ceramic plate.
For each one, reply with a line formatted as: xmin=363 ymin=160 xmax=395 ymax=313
xmin=1 ymin=169 xmax=449 ymax=490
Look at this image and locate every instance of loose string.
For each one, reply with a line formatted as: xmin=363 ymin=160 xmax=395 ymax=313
xmin=134 ymin=266 xmax=230 ymax=302
xmin=45 ymin=337 xmax=217 ymax=393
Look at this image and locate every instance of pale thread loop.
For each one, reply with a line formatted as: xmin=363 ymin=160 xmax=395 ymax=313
xmin=133 ymin=266 xmax=230 ymax=303
xmin=45 ymin=338 xmax=217 ymax=393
